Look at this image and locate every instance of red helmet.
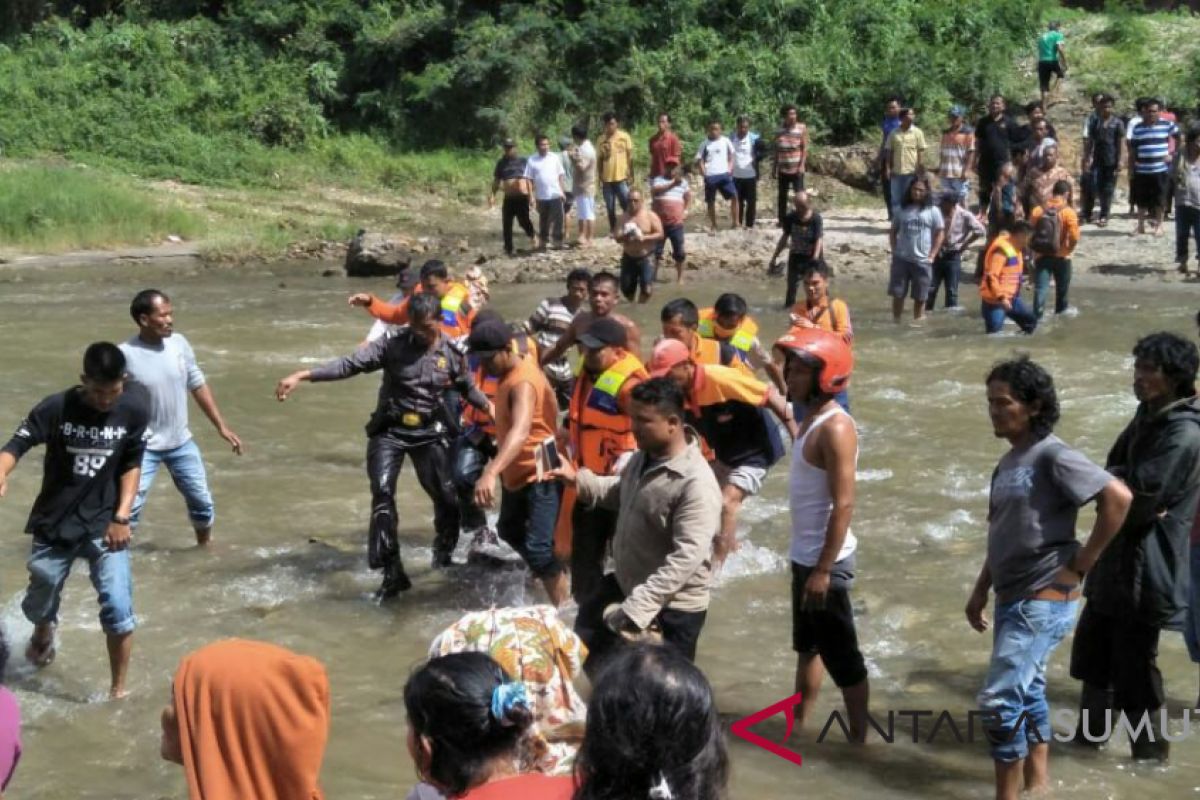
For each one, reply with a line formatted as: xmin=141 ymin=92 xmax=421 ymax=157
xmin=773 ymin=328 xmax=853 ymax=395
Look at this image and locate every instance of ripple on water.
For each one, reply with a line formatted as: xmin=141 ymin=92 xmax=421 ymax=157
xmin=920 ymin=509 xmax=977 ymax=544
xmin=713 ymin=541 xmax=788 ymax=586
xmin=857 ymin=468 xmax=893 ymax=482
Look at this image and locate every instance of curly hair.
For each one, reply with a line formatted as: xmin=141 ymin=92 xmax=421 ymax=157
xmin=1133 ymin=332 xmax=1199 ymax=398
xmin=986 ymin=355 xmax=1060 ymax=440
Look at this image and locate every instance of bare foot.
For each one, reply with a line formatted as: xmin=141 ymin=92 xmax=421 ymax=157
xmin=109 ymin=687 xmax=130 ymax=701
xmin=195 ymin=528 xmax=212 ymax=546
xmin=26 ymin=631 xmax=56 ymax=668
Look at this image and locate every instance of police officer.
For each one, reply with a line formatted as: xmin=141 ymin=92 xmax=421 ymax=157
xmin=275 ymin=292 xmax=493 ymax=599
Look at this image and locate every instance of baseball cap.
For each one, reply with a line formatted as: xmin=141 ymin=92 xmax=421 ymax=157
xmin=648 ymin=338 xmax=691 ymax=378
xmin=467 ymin=319 xmax=513 ymax=357
xmin=948 ymin=104 xmax=966 ymax=118
xmin=578 ymin=317 xmax=628 ymax=350
xmin=501 ymin=138 xmax=516 ymax=149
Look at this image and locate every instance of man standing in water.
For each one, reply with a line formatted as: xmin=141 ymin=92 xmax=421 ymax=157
xmin=0 ymin=343 xmax=149 ymax=699
xmin=773 ymin=328 xmax=868 ymax=742
xmin=614 ymin=189 xmax=664 ymax=304
xmin=120 ymin=290 xmax=243 ymax=545
xmin=540 ymin=272 xmax=642 ymax=367
xmin=966 ymin=356 xmax=1130 ymax=799
xmin=468 ymin=319 xmax=567 ymax=606
xmin=1071 ymin=333 xmax=1200 ymax=761
xmin=525 ymin=267 xmax=591 ymax=409
xmin=274 ymin=293 xmax=493 ymax=598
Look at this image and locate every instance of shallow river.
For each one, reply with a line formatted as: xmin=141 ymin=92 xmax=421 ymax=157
xmin=2 ymin=260 xmax=1199 ymax=799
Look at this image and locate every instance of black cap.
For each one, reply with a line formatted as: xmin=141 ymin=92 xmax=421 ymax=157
xmin=502 ymin=138 xmax=516 ymax=149
xmin=578 ymin=317 xmax=627 ymax=350
xmin=467 ymin=319 xmax=513 ymax=357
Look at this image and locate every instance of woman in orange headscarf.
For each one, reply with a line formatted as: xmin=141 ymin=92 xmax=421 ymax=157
xmin=160 ymin=639 xmax=330 ymax=800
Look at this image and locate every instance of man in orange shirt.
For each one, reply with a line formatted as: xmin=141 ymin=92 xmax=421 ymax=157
xmin=980 ymin=222 xmax=1037 ymax=335
xmin=649 ymin=339 xmax=798 ymax=570
xmin=1028 ymin=180 xmax=1081 ymax=319
xmin=469 ymin=319 xmax=567 ymax=605
xmin=349 ymin=260 xmax=476 ymax=342
xmin=561 ymin=317 xmax=648 ymax=605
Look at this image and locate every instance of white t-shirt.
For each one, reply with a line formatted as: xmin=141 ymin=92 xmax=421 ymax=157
xmin=697 ymin=136 xmax=735 ymax=177
xmin=730 ymin=132 xmax=759 ymax=179
xmin=524 ymin=153 xmax=566 ymax=201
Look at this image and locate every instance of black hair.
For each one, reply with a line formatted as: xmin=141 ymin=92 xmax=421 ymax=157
xmin=130 ymin=288 xmax=168 ymax=323
xmin=1024 ymin=101 xmax=1044 ymax=115
xmin=1098 ymin=92 xmax=1114 ymax=105
xmin=404 ymin=653 xmax=533 ymax=797
xmin=567 ymin=267 xmax=593 ymax=286
xmin=899 ymin=106 xmax=914 ymax=117
xmin=736 ymin=115 xmax=750 ymax=125
xmin=1186 ymin=123 xmax=1200 ymax=144
xmin=1133 ymin=332 xmax=1199 ymax=397
xmin=1010 ymin=220 xmax=1034 ymax=236
xmin=571 ymin=123 xmax=588 ymax=140
xmin=419 ymin=259 xmax=449 ymax=281
xmin=883 ymin=96 xmax=902 ymax=106
xmin=83 ymin=342 xmax=126 ymax=382
xmin=707 ymin=119 xmax=722 ymax=128
xmin=535 ymin=133 xmax=549 ymax=145
xmin=657 ymin=112 xmax=671 ymax=123
xmin=989 ymin=93 xmax=1006 ymax=103
xmin=602 ymin=111 xmax=618 ymax=124
xmin=575 ymin=644 xmax=729 ymax=800
xmin=1051 ymin=179 xmax=1071 ymax=196
xmin=408 ymin=291 xmax=441 ymax=323
xmin=1145 ymin=98 xmax=1162 ymax=112
xmin=781 ymin=103 xmax=798 ymax=116
xmin=902 ymin=176 xmax=932 ymax=207
xmin=630 ymin=377 xmax=686 ymax=419
xmin=590 ymin=271 xmax=619 ymax=292
xmin=1136 ymin=96 xmax=1152 ymax=111
xmin=801 ymin=260 xmax=831 ymax=281
xmin=472 ymin=308 xmax=503 ymax=327
xmin=713 ymin=293 xmax=747 ymax=318
xmin=986 ymin=356 xmax=1060 ymax=440
xmin=661 ymin=298 xmax=699 ymax=327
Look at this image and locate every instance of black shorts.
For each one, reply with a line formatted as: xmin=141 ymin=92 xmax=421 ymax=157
xmin=1131 ymin=172 xmax=1170 ymax=213
xmin=791 ymin=562 xmax=868 ymax=688
xmin=1037 ymin=60 xmax=1063 ymax=92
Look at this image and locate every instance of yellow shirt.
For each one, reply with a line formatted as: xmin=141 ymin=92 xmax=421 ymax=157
xmin=886 ymin=126 xmax=927 ymax=176
xmin=597 ymin=130 xmax=634 ymax=183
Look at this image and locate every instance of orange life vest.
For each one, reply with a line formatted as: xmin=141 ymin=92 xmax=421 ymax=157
xmin=437 ymin=281 xmax=474 ymax=339
xmin=697 ymin=308 xmax=759 ymax=362
xmin=979 ymin=236 xmax=1023 ymax=305
xmin=568 ymin=352 xmax=647 ymax=475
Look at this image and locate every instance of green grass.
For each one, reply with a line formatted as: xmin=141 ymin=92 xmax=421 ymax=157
xmin=0 ymin=165 xmax=206 ymax=252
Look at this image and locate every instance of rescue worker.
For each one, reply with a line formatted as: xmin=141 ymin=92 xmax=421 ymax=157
xmin=697 ymin=293 xmax=785 ymax=392
xmin=349 ymin=260 xmax=476 ymax=343
xmin=979 ymin=222 xmax=1038 ymax=335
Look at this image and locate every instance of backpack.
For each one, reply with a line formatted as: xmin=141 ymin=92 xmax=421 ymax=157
xmin=1031 ymin=205 xmax=1062 ymax=255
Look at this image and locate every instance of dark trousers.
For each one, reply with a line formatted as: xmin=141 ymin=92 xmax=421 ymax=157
xmin=1177 ymin=204 xmax=1200 ymax=264
xmin=1070 ymin=604 xmax=1166 ymax=755
xmin=451 ymin=435 xmax=495 ymax=532
xmin=1033 ymin=256 xmax=1072 ymax=317
xmin=1082 ymin=164 xmax=1118 ymax=222
xmin=501 ymin=195 xmax=535 ymax=254
xmin=537 ymin=197 xmax=565 ymax=247
xmin=882 ymin=173 xmax=894 ymax=221
xmin=570 ymin=504 xmax=618 ymax=605
xmin=777 ymin=172 xmax=805 ymax=225
xmin=735 ymin=177 xmax=758 ymax=227
xmin=497 ymin=480 xmax=562 ymax=579
xmin=575 ymin=573 xmax=707 ymax=675
xmin=927 ymin=250 xmax=963 ymax=310
xmin=366 ymin=430 xmax=460 ymax=571
xmin=977 ymin=161 xmax=1007 ymax=215
xmin=784 ymin=253 xmax=820 ymax=309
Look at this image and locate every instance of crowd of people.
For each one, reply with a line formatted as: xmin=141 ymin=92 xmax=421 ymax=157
xmin=3 ymin=21 xmax=1200 ymax=800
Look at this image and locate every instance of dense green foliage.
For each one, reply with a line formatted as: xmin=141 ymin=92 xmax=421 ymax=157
xmin=0 ymin=0 xmax=1050 ymax=188
xmin=0 ymin=164 xmax=204 ymax=249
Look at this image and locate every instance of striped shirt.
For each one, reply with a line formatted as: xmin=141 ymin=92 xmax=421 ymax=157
xmin=526 ymin=296 xmax=579 ymax=386
xmin=1130 ymin=120 xmax=1179 ymax=174
xmin=774 ymin=126 xmax=807 ymax=175
xmin=939 ymin=128 xmax=975 ymax=179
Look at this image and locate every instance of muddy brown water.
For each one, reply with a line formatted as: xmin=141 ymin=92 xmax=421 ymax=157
xmin=2 ymin=259 xmax=1199 ymax=799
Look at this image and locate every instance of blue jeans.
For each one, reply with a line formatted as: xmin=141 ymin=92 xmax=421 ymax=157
xmin=23 ymin=536 xmax=136 ymax=635
xmin=889 ymin=174 xmax=916 ymax=217
xmin=1033 ymin=257 xmax=1072 ymax=317
xmin=927 ymin=250 xmax=963 ymax=310
xmin=981 ymin=296 xmax=1037 ymax=334
xmin=498 ymin=480 xmax=562 ymax=579
xmin=131 ymin=439 xmax=214 ymax=529
xmin=978 ymin=598 xmax=1078 ymax=762
xmin=940 ymin=177 xmax=970 ymax=204
xmin=602 ymin=180 xmax=630 ymax=229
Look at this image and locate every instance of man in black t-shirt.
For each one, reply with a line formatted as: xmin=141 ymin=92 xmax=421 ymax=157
xmin=769 ymin=191 xmax=825 ymax=309
xmin=0 ymin=342 xmax=149 ymax=700
xmin=975 ymin=95 xmax=1020 ymax=214
xmin=488 ymin=138 xmax=537 ymax=255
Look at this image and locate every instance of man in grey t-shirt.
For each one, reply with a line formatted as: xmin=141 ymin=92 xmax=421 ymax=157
xmin=887 ymin=180 xmax=944 ymax=323
xmin=965 ymin=357 xmax=1129 ymax=800
xmin=120 ymin=290 xmax=243 ymax=545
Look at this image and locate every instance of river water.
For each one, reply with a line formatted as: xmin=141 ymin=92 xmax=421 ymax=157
xmin=1 ymin=259 xmax=1199 ymax=799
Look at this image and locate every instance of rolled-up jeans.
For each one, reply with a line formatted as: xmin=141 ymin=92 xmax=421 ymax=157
xmin=978 ymin=598 xmax=1078 ymax=762
xmin=23 ymin=535 xmax=136 ymax=635
xmin=602 ymin=180 xmax=630 ymax=229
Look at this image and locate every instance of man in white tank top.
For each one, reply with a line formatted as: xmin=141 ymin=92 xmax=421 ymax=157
xmin=774 ymin=329 xmax=869 ymax=743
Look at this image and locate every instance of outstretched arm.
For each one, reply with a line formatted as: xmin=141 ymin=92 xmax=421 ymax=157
xmin=191 ymin=385 xmax=243 ymax=454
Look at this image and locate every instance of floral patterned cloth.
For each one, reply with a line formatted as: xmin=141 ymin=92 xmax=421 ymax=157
xmin=428 ymin=605 xmax=587 ymax=776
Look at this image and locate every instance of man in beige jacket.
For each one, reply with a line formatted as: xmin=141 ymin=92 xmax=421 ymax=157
xmin=551 ymin=376 xmax=721 ymax=674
